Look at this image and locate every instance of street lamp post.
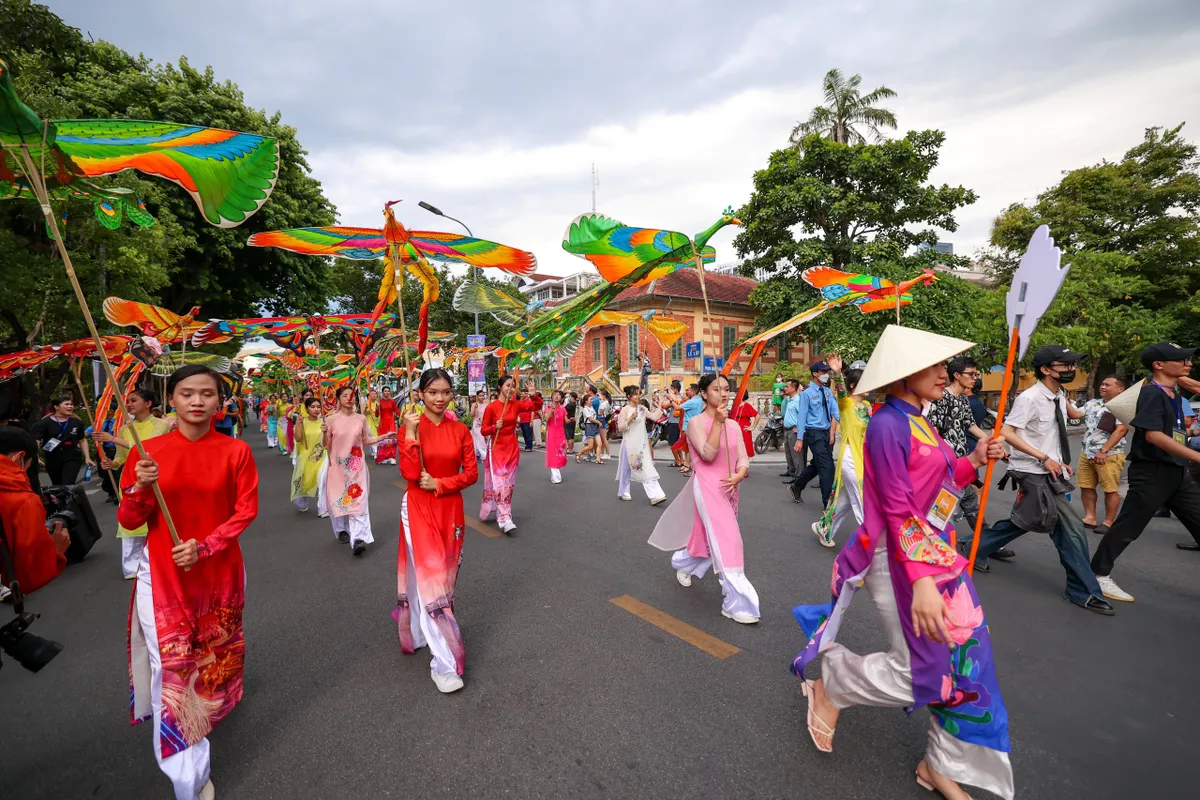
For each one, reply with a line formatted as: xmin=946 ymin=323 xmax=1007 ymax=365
xmin=418 ymin=201 xmax=479 ymax=335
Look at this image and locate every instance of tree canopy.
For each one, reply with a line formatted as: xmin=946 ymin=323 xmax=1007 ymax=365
xmin=789 ymin=68 xmax=898 ymax=147
xmin=988 ymin=124 xmax=1200 ymax=376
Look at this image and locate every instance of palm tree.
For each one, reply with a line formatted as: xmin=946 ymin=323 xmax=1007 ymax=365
xmin=790 ymin=68 xmax=898 ymax=147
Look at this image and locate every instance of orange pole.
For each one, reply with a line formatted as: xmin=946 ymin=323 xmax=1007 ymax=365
xmin=965 ymin=326 xmax=1020 ymax=574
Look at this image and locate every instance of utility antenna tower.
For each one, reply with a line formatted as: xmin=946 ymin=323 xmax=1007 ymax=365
xmin=591 ymin=163 xmax=599 ymax=212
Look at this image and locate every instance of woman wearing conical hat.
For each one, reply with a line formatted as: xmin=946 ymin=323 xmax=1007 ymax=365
xmin=791 ymin=325 xmax=1014 ymax=800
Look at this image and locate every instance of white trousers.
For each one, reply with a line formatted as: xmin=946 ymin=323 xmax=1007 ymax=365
xmin=316 ymin=459 xmax=329 ymax=516
xmin=671 ymin=550 xmax=760 ymax=619
xmin=135 ymin=550 xmax=211 ymax=800
xmin=400 ymin=495 xmax=456 ymax=677
xmin=820 ymin=544 xmax=1014 ymax=800
xmin=331 ymin=508 xmax=374 ymax=546
xmin=830 ymin=447 xmax=865 ymax=540
xmin=121 ymin=536 xmax=145 ymax=578
xmin=615 ymin=448 xmax=665 ymax=502
xmin=266 ymin=433 xmax=277 ymax=448
xmin=550 ymin=467 xmax=562 ymax=484
xmin=532 ymin=419 xmax=543 ymax=446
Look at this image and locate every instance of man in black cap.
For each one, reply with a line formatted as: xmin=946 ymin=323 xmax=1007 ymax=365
xmin=787 ymin=360 xmax=840 ymax=508
xmin=963 ymin=344 xmax=1115 ymax=615
xmin=1090 ymin=342 xmax=1200 ymax=601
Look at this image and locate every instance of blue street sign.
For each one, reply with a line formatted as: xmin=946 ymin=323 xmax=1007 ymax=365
xmin=702 ymin=356 xmax=725 ymax=373
xmin=685 ymin=341 xmax=702 ymax=359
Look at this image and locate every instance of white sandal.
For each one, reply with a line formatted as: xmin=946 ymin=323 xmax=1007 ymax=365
xmin=800 ymin=680 xmax=836 ymax=753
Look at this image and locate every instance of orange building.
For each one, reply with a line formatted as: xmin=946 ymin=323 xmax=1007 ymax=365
xmin=556 ymin=270 xmax=812 ymax=389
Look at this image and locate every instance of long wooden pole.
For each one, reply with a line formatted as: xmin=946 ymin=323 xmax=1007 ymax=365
xmin=70 ymin=358 xmax=119 ymax=494
xmin=692 ymin=244 xmax=732 ymax=475
xmin=14 ymin=144 xmax=184 ymax=554
xmin=965 ymin=326 xmax=1020 ymax=574
xmin=388 ymin=253 xmax=424 ymax=469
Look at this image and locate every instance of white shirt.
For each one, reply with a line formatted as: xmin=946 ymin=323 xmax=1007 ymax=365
xmin=1006 ymin=382 xmax=1071 ymax=475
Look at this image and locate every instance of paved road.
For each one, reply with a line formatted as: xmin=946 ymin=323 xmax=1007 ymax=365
xmin=4 ymin=434 xmax=1199 ymax=799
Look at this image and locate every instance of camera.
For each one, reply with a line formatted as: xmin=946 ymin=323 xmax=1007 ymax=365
xmin=0 ymin=520 xmax=64 ymax=674
xmin=0 ymin=609 xmax=63 ymax=673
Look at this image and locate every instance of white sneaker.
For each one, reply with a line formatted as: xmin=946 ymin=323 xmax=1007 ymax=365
xmin=650 ymin=496 xmax=667 ymax=506
xmin=811 ymin=521 xmax=835 ymax=548
xmin=618 ymin=494 xmax=632 ymax=501
xmin=199 ymin=779 xmax=216 ymax=800
xmin=722 ymin=609 xmax=760 ymax=624
xmin=318 ymin=511 xmax=329 ymax=519
xmin=431 ymin=671 xmax=465 ymax=693
xmin=676 ymin=570 xmax=692 ymax=587
xmin=1097 ymin=575 xmax=1134 ymax=602
xmin=500 ymin=520 xmax=517 ymax=534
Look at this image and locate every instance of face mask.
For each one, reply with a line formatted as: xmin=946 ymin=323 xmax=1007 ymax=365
xmin=972 ymin=378 xmax=983 ymax=394
xmin=1056 ymin=369 xmax=1076 ymax=384
xmin=817 ymin=373 xmax=830 ymax=385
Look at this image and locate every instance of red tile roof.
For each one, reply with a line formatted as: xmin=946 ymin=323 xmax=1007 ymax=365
xmin=612 ymin=270 xmax=756 ymax=306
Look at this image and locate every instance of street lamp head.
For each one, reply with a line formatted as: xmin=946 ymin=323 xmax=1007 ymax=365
xmin=418 ymin=201 xmax=444 ymax=216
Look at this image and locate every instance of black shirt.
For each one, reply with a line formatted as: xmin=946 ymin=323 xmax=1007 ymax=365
xmin=564 ymin=401 xmax=577 ymax=425
xmin=31 ymin=415 xmax=87 ymax=461
xmin=1129 ymin=382 xmax=1188 ymax=466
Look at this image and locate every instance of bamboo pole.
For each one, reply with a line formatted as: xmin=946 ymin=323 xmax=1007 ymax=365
xmin=692 ymin=243 xmax=732 ymax=475
xmin=965 ymin=326 xmax=1021 ymax=574
xmin=70 ymin=358 xmax=119 ymax=495
xmin=13 ymin=144 xmax=184 ymax=555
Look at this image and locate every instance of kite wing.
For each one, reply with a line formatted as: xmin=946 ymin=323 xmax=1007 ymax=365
xmin=52 ymin=120 xmax=278 ymax=228
xmin=645 ymin=317 xmax=687 ymax=349
xmin=190 ymin=316 xmax=309 ymax=347
xmin=562 ymin=212 xmax=698 ymax=285
xmin=855 ymin=294 xmax=913 ymax=314
xmin=581 ymin=310 xmax=640 ymax=329
xmin=247 ymin=227 xmax=387 ymax=260
xmin=407 ymin=231 xmax=536 ymax=276
xmin=451 ymin=279 xmax=528 ymax=326
xmin=102 ymin=297 xmax=201 ymax=341
xmin=149 ymin=352 xmax=231 ymax=376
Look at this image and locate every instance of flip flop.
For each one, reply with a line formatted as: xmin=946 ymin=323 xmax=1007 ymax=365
xmin=800 ymin=680 xmax=836 ymax=753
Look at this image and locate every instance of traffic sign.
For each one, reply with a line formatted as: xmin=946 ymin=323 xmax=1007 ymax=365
xmin=702 ymin=356 xmax=725 ymax=373
xmin=685 ymin=341 xmax=702 ymax=359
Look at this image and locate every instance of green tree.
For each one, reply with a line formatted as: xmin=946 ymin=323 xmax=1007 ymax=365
xmin=989 ymin=124 xmax=1200 ymax=379
xmin=789 ymin=68 xmax=898 ymax=147
xmin=735 ymin=130 xmax=983 ymax=357
xmin=0 ymin=2 xmax=336 ymax=415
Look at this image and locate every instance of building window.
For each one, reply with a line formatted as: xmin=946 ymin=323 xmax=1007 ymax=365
xmin=592 ymin=337 xmax=601 ymax=364
xmin=722 ymin=325 xmax=737 ymax=360
xmin=777 ymin=335 xmax=789 ymax=363
xmin=628 ymin=324 xmax=640 ymax=367
xmin=670 ymin=338 xmax=684 ymax=365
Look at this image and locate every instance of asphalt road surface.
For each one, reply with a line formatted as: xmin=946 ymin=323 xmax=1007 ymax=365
xmin=4 ymin=433 xmax=1200 ymax=799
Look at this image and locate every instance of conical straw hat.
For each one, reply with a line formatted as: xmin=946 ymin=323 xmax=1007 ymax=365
xmin=1105 ymin=379 xmax=1143 ymax=425
xmin=855 ymin=325 xmax=976 ymax=396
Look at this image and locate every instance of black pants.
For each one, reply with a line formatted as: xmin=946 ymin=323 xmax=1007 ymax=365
xmin=1092 ymin=460 xmax=1200 ymax=577
xmin=520 ymin=422 xmax=533 ymax=450
xmin=792 ymin=429 xmax=834 ymax=507
xmin=99 ymin=464 xmax=122 ymax=499
xmin=46 ymin=454 xmax=82 ymax=486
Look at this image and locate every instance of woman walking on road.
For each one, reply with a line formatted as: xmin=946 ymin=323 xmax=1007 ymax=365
xmin=324 ymin=386 xmax=395 ymax=555
xmin=480 ymin=376 xmax=541 ymax=534
xmin=395 ymin=369 xmax=479 ymax=694
xmin=119 ymin=364 xmax=259 ymax=800
xmin=375 ymin=386 xmax=398 ymax=465
xmin=616 ymin=386 xmax=667 ymax=505
xmin=648 ymin=372 xmax=758 ymax=624
xmin=31 ymin=395 xmax=93 ymax=485
xmin=290 ymin=397 xmax=325 ymax=513
xmin=543 ymin=390 xmax=568 ymax=484
xmin=812 ymin=354 xmax=872 ymax=548
xmin=791 ymin=326 xmax=1014 ymax=800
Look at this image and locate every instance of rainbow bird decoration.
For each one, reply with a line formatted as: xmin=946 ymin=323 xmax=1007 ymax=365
xmin=1 ymin=168 xmax=155 ymax=235
xmin=190 ymin=313 xmax=397 ymax=357
xmin=0 ymin=59 xmax=279 ymax=229
xmin=249 ymin=201 xmax=537 ymax=374
xmin=495 ymin=208 xmax=741 ymax=367
xmin=103 ymin=297 xmax=205 ymax=345
xmin=0 ymin=335 xmax=132 ymax=382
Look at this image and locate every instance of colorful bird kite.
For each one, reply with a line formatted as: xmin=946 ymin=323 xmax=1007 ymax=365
xmin=102 ymin=297 xmax=205 ymax=344
xmin=0 ymin=335 xmax=131 ymax=381
xmin=189 ymin=313 xmax=394 ymax=357
xmin=0 ymin=58 xmax=280 ymax=229
xmin=495 ymin=208 xmax=741 ymax=367
xmin=248 ymin=201 xmax=536 ymax=359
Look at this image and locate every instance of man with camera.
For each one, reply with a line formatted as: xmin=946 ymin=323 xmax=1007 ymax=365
xmin=0 ymin=427 xmax=69 ymax=597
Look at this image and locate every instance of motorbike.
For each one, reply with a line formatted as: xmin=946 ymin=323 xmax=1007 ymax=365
xmin=755 ymin=413 xmax=785 ymax=454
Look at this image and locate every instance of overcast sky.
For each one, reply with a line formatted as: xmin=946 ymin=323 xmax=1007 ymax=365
xmin=47 ymin=0 xmax=1200 ymax=276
